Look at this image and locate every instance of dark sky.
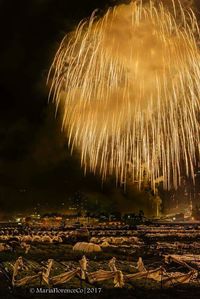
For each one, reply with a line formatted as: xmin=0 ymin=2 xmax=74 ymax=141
xmin=0 ymin=0 xmax=137 ymax=215
xmin=0 ymin=0 xmax=199 ymax=216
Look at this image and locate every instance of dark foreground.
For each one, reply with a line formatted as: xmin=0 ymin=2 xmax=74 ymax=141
xmin=1 ymin=223 xmax=200 ymax=298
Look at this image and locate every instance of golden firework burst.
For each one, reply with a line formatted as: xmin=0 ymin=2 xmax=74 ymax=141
xmin=48 ymin=0 xmax=200 ymax=190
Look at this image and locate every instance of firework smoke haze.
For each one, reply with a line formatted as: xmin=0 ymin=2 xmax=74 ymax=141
xmin=49 ymin=0 xmax=200 ymax=190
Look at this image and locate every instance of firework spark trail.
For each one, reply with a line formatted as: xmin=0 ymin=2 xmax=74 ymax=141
xmin=48 ymin=0 xmax=200 ymax=190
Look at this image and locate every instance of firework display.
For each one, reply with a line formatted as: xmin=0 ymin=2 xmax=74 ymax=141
xmin=49 ymin=0 xmax=200 ymax=190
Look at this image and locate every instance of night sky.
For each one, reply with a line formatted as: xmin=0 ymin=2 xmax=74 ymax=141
xmin=0 ymin=0 xmax=138 ymax=216
xmin=0 ymin=0 xmax=199 ymax=216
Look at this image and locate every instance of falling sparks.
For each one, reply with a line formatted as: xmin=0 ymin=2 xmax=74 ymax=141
xmin=48 ymin=0 xmax=200 ymax=190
